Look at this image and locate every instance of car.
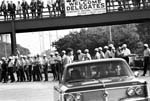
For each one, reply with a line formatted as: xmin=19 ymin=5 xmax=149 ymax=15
xmin=54 ymin=58 xmax=149 ymax=101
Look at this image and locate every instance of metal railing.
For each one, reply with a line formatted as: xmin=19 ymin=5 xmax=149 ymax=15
xmin=0 ymin=0 xmax=149 ymax=21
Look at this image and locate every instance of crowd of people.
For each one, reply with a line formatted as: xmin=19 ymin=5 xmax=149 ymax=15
xmin=0 ymin=0 xmax=149 ymax=21
xmin=0 ymin=0 xmax=64 ymax=21
xmin=0 ymin=43 xmax=149 ymax=83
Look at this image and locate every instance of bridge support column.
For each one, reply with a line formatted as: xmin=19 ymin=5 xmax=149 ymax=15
xmin=10 ymin=21 xmax=17 ymax=56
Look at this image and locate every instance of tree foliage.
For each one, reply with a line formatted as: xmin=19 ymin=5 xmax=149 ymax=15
xmin=53 ymin=24 xmax=140 ymax=55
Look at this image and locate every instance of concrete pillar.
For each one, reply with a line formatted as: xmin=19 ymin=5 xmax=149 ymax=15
xmin=10 ymin=21 xmax=17 ymax=56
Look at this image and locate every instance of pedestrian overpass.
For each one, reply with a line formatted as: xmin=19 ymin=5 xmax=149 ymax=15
xmin=0 ymin=1 xmax=150 ymax=55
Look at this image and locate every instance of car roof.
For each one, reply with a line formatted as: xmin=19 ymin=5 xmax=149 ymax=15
xmin=65 ymin=58 xmax=127 ymax=67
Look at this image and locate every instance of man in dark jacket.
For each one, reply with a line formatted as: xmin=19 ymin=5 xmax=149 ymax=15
xmin=1 ymin=1 xmax=8 ymax=20
xmin=10 ymin=1 xmax=16 ymax=20
xmin=30 ymin=0 xmax=37 ymax=18
xmin=1 ymin=57 xmax=8 ymax=83
xmin=37 ymin=0 xmax=43 ymax=18
xmin=21 ymin=0 xmax=29 ymax=19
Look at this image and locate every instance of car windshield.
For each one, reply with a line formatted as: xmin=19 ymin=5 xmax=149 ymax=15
xmin=64 ymin=60 xmax=133 ymax=83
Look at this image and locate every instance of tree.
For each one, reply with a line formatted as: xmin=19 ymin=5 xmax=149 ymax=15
xmin=53 ymin=24 xmax=140 ymax=56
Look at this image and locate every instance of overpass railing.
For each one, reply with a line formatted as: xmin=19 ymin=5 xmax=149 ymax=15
xmin=0 ymin=0 xmax=149 ymax=21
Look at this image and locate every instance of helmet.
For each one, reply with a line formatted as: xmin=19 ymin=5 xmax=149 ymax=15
xmin=94 ymin=48 xmax=98 ymax=52
xmin=84 ymin=49 xmax=89 ymax=53
xmin=77 ymin=50 xmax=81 ymax=53
xmin=104 ymin=46 xmax=108 ymax=49
xmin=144 ymin=44 xmax=148 ymax=48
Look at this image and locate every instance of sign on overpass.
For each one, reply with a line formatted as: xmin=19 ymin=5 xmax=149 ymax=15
xmin=65 ymin=0 xmax=106 ymax=16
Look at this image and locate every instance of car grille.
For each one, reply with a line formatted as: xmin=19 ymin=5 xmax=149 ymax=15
xmin=82 ymin=88 xmax=127 ymax=101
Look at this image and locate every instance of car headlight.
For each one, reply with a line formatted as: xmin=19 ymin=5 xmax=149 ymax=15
xmin=135 ymin=86 xmax=144 ymax=96
xmin=126 ymin=87 xmax=136 ymax=96
xmin=65 ymin=93 xmax=81 ymax=101
xmin=65 ymin=94 xmax=74 ymax=101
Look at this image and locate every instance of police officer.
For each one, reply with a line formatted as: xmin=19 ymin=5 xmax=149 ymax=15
xmin=94 ymin=48 xmax=100 ymax=59
xmin=14 ymin=56 xmax=20 ymax=82
xmin=8 ymin=56 xmax=15 ymax=82
xmin=104 ymin=46 xmax=112 ymax=58
xmin=121 ymin=44 xmax=131 ymax=64
xmin=1 ymin=57 xmax=8 ymax=83
xmin=99 ymin=47 xmax=105 ymax=59
xmin=54 ymin=52 xmax=62 ymax=81
xmin=84 ymin=49 xmax=91 ymax=60
xmin=77 ymin=50 xmax=85 ymax=61
xmin=27 ymin=56 xmax=33 ymax=81
xmin=143 ymin=44 xmax=150 ymax=76
xmin=24 ymin=56 xmax=30 ymax=81
xmin=42 ymin=55 xmax=48 ymax=81
xmin=19 ymin=56 xmax=26 ymax=82
xmin=49 ymin=53 xmax=56 ymax=81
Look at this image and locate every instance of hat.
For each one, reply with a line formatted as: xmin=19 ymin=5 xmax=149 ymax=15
xmin=104 ymin=46 xmax=108 ymax=49
xmin=1 ymin=57 xmax=6 ymax=60
xmin=55 ymin=51 xmax=59 ymax=55
xmin=94 ymin=48 xmax=98 ymax=52
xmin=84 ymin=49 xmax=89 ymax=53
xmin=62 ymin=50 xmax=66 ymax=54
xmin=99 ymin=47 xmax=102 ymax=51
xmin=77 ymin=50 xmax=81 ymax=53
xmin=144 ymin=44 xmax=148 ymax=48
xmin=43 ymin=54 xmax=46 ymax=57
xmin=108 ymin=44 xmax=114 ymax=48
xmin=122 ymin=44 xmax=127 ymax=48
xmin=9 ymin=56 xmax=13 ymax=60
xmin=50 ymin=53 xmax=54 ymax=56
xmin=66 ymin=48 xmax=73 ymax=53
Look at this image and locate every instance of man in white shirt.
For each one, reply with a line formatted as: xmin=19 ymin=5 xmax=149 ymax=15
xmin=121 ymin=44 xmax=131 ymax=64
xmin=143 ymin=44 xmax=150 ymax=76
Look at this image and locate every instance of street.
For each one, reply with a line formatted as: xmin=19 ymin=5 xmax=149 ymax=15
xmin=0 ymin=73 xmax=149 ymax=101
xmin=0 ymin=81 xmax=58 ymax=101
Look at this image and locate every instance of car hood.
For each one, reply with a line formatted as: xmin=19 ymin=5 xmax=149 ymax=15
xmin=60 ymin=76 xmax=146 ymax=93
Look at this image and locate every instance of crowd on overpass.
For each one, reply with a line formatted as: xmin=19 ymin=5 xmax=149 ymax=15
xmin=0 ymin=43 xmax=150 ymax=83
xmin=0 ymin=0 xmax=149 ymax=21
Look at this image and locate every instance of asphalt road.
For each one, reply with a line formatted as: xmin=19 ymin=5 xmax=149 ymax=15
xmin=0 ymin=72 xmax=149 ymax=101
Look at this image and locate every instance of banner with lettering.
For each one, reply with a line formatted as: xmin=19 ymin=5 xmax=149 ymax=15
xmin=64 ymin=0 xmax=106 ymax=16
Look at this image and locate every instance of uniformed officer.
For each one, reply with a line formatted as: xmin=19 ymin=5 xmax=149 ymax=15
xmin=84 ymin=49 xmax=91 ymax=60
xmin=54 ymin=52 xmax=62 ymax=81
xmin=19 ymin=56 xmax=26 ymax=82
xmin=7 ymin=56 xmax=15 ymax=82
xmin=104 ymin=46 xmax=112 ymax=58
xmin=24 ymin=56 xmax=30 ymax=81
xmin=143 ymin=44 xmax=150 ymax=76
xmin=77 ymin=50 xmax=85 ymax=61
xmin=94 ymin=48 xmax=100 ymax=59
xmin=99 ymin=47 xmax=105 ymax=59
xmin=121 ymin=44 xmax=131 ymax=64
xmin=27 ymin=56 xmax=33 ymax=81
xmin=1 ymin=57 xmax=8 ymax=83
xmin=42 ymin=55 xmax=48 ymax=81
xmin=49 ymin=53 xmax=56 ymax=81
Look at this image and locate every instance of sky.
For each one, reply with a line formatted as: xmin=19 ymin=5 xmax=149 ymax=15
xmin=16 ymin=30 xmax=75 ymax=55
